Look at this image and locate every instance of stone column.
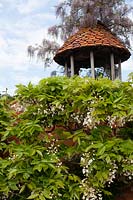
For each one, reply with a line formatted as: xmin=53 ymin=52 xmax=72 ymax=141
xmin=110 ymin=53 xmax=115 ymax=80
xmin=64 ymin=62 xmax=68 ymax=76
xmin=118 ymin=59 xmax=122 ymax=80
xmin=70 ymin=55 xmax=74 ymax=77
xmin=90 ymin=51 xmax=95 ymax=78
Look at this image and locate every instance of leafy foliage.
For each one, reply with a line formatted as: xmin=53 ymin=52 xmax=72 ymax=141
xmin=0 ymin=77 xmax=133 ymax=199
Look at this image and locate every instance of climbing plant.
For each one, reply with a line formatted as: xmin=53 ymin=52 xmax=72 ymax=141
xmin=0 ymin=77 xmax=133 ymax=199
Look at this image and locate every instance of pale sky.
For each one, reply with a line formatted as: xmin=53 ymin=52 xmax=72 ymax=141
xmin=0 ymin=0 xmax=132 ymax=95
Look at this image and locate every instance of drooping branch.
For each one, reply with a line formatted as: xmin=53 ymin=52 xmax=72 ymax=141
xmin=28 ymin=39 xmax=59 ymax=66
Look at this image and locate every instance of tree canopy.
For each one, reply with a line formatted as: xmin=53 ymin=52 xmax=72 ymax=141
xmin=28 ymin=0 xmax=133 ymax=65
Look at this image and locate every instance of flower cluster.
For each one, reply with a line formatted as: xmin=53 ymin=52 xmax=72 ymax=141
xmin=81 ymin=153 xmax=103 ymax=200
xmin=107 ymin=163 xmax=118 ymax=186
xmin=128 ymin=115 xmax=133 ymax=122
xmin=46 ymin=138 xmax=63 ymax=168
xmin=107 ymin=115 xmax=126 ymax=128
xmin=37 ymin=104 xmax=65 ymax=117
xmin=10 ymin=101 xmax=25 ymax=114
xmin=83 ymin=110 xmax=96 ymax=129
xmin=70 ymin=112 xmax=83 ymax=124
xmin=81 ymin=179 xmax=102 ymax=200
xmin=46 ymin=138 xmax=59 ymax=155
xmin=81 ymin=153 xmax=94 ymax=177
xmin=123 ymin=159 xmax=133 ymax=180
xmin=48 ymin=192 xmax=62 ymax=199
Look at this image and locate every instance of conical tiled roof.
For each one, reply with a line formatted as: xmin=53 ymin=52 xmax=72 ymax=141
xmin=54 ymin=23 xmax=131 ymax=67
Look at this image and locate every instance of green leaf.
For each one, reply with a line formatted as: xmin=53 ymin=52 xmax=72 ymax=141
xmin=39 ymin=195 xmax=46 ymax=200
xmin=33 ymin=164 xmax=42 ymax=172
xmin=27 ymin=183 xmax=36 ymax=191
xmin=43 ymin=189 xmax=51 ymax=198
xmin=19 ymin=185 xmax=26 ymax=193
xmin=8 ymin=169 xmax=17 ymax=179
xmin=55 ymin=180 xmax=65 ymax=188
xmin=85 ymin=143 xmax=103 ymax=152
xmin=105 ymin=155 xmax=110 ymax=163
xmin=36 ymin=150 xmax=43 ymax=157
xmin=27 ymin=193 xmax=39 ymax=199
xmin=97 ymin=146 xmax=106 ymax=156
xmin=23 ymin=173 xmax=30 ymax=180
xmin=8 ymin=181 xmax=18 ymax=191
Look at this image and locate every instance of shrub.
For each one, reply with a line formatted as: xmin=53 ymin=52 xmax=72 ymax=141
xmin=0 ymin=77 xmax=133 ymax=199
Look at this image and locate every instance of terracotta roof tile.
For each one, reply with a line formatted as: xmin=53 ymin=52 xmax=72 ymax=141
xmin=54 ymin=23 xmax=131 ymax=66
